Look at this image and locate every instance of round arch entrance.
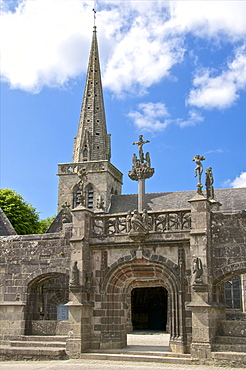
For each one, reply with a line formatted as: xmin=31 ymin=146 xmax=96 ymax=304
xmin=100 ymin=259 xmax=186 ymax=353
xmin=131 ymin=286 xmax=168 ymax=331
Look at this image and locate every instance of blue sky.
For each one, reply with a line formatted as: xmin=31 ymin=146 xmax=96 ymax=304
xmin=1 ymin=0 xmax=246 ymax=218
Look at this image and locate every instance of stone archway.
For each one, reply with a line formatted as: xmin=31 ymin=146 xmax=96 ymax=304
xmin=100 ymin=258 xmax=186 ymax=353
xmin=131 ymin=286 xmax=168 ymax=331
xmin=25 ymin=273 xmax=69 ymax=335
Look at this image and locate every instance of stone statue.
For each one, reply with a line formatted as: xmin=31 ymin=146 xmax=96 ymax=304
xmin=96 ymin=195 xmax=104 ymax=210
xmin=142 ymin=209 xmax=150 ymax=230
xmin=205 ymin=167 xmax=214 ymax=200
xmin=129 ymin=135 xmax=154 ymax=181
xmin=192 ymin=154 xmax=206 ymax=194
xmin=146 ymin=152 xmax=151 ymax=168
xmin=61 ymin=202 xmax=71 ymax=223
xmin=126 ymin=211 xmax=132 ymax=233
xmin=133 ymin=135 xmax=150 ymax=163
xmin=193 ymin=257 xmax=203 ymax=284
xmin=129 ymin=135 xmax=154 ymax=213
xmin=84 ymin=271 xmax=92 ymax=301
xmin=70 ymin=261 xmax=79 ymax=286
xmin=77 ymin=168 xmax=88 ymax=205
xmin=131 ymin=210 xmax=146 ymax=232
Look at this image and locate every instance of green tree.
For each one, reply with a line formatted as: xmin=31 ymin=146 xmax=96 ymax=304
xmin=38 ymin=215 xmax=55 ymax=233
xmin=0 ymin=188 xmax=54 ymax=235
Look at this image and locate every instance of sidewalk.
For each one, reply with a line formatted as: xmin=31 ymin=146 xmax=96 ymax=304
xmin=0 ymin=359 xmax=243 ymax=370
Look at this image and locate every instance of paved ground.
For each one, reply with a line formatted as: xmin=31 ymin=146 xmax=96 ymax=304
xmin=0 ymin=360 xmax=244 ymax=370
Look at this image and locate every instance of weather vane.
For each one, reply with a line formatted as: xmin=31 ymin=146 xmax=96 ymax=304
xmin=92 ymin=8 xmax=97 ymax=27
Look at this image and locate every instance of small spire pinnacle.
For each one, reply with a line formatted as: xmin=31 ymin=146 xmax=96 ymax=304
xmin=92 ymin=8 xmax=97 ymax=28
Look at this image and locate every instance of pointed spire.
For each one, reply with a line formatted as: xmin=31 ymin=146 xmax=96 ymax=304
xmin=73 ymin=27 xmax=111 ymax=163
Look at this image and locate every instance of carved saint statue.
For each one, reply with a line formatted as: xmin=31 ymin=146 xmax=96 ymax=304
xmin=96 ymin=195 xmax=104 ymax=210
xmin=142 ymin=209 xmax=150 ymax=230
xmin=131 ymin=210 xmax=146 ymax=232
xmin=126 ymin=211 xmax=132 ymax=233
xmin=193 ymin=257 xmax=203 ymax=284
xmin=70 ymin=261 xmax=79 ymax=286
xmin=205 ymin=167 xmax=214 ymax=200
xmin=77 ymin=168 xmax=88 ymax=205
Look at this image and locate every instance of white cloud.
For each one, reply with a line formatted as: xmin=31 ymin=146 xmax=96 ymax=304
xmin=128 ymin=103 xmax=203 ymax=132
xmin=168 ymin=1 xmax=246 ymax=40
xmin=187 ymin=45 xmax=246 ymax=109
xmin=204 ymin=149 xmax=224 ymax=155
xmin=0 ymin=0 xmax=93 ymax=92
xmin=175 ymin=110 xmax=203 ymax=128
xmin=231 ymin=172 xmax=246 ymax=188
xmin=1 ymin=0 xmax=246 ymax=97
xmin=128 ymin=102 xmax=170 ymax=131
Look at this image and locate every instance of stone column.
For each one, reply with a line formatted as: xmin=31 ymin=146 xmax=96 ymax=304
xmin=188 ymin=194 xmax=226 ymax=362
xmin=138 ymin=178 xmax=145 ymax=212
xmin=65 ymin=205 xmax=94 ymax=358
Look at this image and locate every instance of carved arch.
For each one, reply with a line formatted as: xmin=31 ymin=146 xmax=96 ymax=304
xmin=99 ymin=256 xmax=186 ymax=351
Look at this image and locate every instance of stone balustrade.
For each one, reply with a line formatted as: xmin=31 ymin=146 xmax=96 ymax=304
xmin=91 ymin=209 xmax=191 ymax=237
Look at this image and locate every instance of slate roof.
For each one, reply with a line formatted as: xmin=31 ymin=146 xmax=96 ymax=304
xmin=109 ymin=188 xmax=246 ymax=214
xmin=0 ymin=207 xmax=17 ymax=235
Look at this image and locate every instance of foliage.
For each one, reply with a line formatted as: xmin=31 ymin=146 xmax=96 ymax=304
xmin=0 ymin=188 xmax=54 ymax=235
xmin=38 ymin=215 xmax=55 ymax=233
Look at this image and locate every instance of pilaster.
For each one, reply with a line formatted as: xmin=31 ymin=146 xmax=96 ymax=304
xmin=65 ymin=206 xmax=94 ymax=356
xmin=188 ymin=194 xmax=226 ymax=361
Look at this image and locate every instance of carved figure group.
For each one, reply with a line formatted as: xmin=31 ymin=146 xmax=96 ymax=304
xmin=133 ymin=135 xmax=150 ymax=163
xmin=126 ymin=209 xmax=149 ymax=233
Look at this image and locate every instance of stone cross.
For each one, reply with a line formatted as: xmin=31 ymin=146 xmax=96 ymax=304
xmin=128 ymin=135 xmax=154 ymax=212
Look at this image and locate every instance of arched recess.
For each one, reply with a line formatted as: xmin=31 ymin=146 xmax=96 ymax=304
xmin=99 ymin=258 xmax=186 ymax=352
xmin=214 ymin=268 xmax=246 ymax=315
xmin=25 ymin=272 xmax=69 ymax=335
xmin=73 ymin=183 xmax=81 ymax=208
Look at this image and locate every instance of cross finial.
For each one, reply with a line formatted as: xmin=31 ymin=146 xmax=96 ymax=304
xmin=92 ymin=8 xmax=97 ymax=27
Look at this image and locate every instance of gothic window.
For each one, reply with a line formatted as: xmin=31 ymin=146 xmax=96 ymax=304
xmin=87 ymin=185 xmax=94 ymax=209
xmin=224 ymin=275 xmax=242 ymax=309
xmin=83 ymin=148 xmax=88 ymax=158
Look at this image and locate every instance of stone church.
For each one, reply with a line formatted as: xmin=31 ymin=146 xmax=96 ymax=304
xmin=0 ymin=26 xmax=246 ymax=365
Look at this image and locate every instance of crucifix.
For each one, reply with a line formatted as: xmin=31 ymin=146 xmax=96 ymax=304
xmin=128 ymin=135 xmax=154 ymax=212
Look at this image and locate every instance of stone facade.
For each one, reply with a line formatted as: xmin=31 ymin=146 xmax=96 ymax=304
xmin=0 ymin=27 xmax=246 ymax=365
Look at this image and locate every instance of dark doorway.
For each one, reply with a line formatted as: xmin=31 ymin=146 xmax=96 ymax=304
xmin=131 ymin=287 xmax=168 ymax=331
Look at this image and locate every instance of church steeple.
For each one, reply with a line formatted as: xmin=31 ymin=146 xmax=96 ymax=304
xmin=73 ymin=26 xmax=111 ymax=163
xmin=57 ymin=26 xmax=122 ymax=213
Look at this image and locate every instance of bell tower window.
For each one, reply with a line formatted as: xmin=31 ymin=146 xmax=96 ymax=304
xmin=87 ymin=185 xmax=94 ymax=209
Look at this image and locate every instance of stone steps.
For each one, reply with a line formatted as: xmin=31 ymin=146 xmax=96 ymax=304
xmin=10 ymin=340 xmax=66 ymax=348
xmin=79 ymin=352 xmax=192 ymax=364
xmin=212 ymin=351 xmax=246 ymax=366
xmin=215 ymin=335 xmax=246 ymax=345
xmin=212 ymin=343 xmax=246 ymax=353
xmin=0 ymin=335 xmax=68 ymax=360
xmin=89 ymin=349 xmax=191 ymax=358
